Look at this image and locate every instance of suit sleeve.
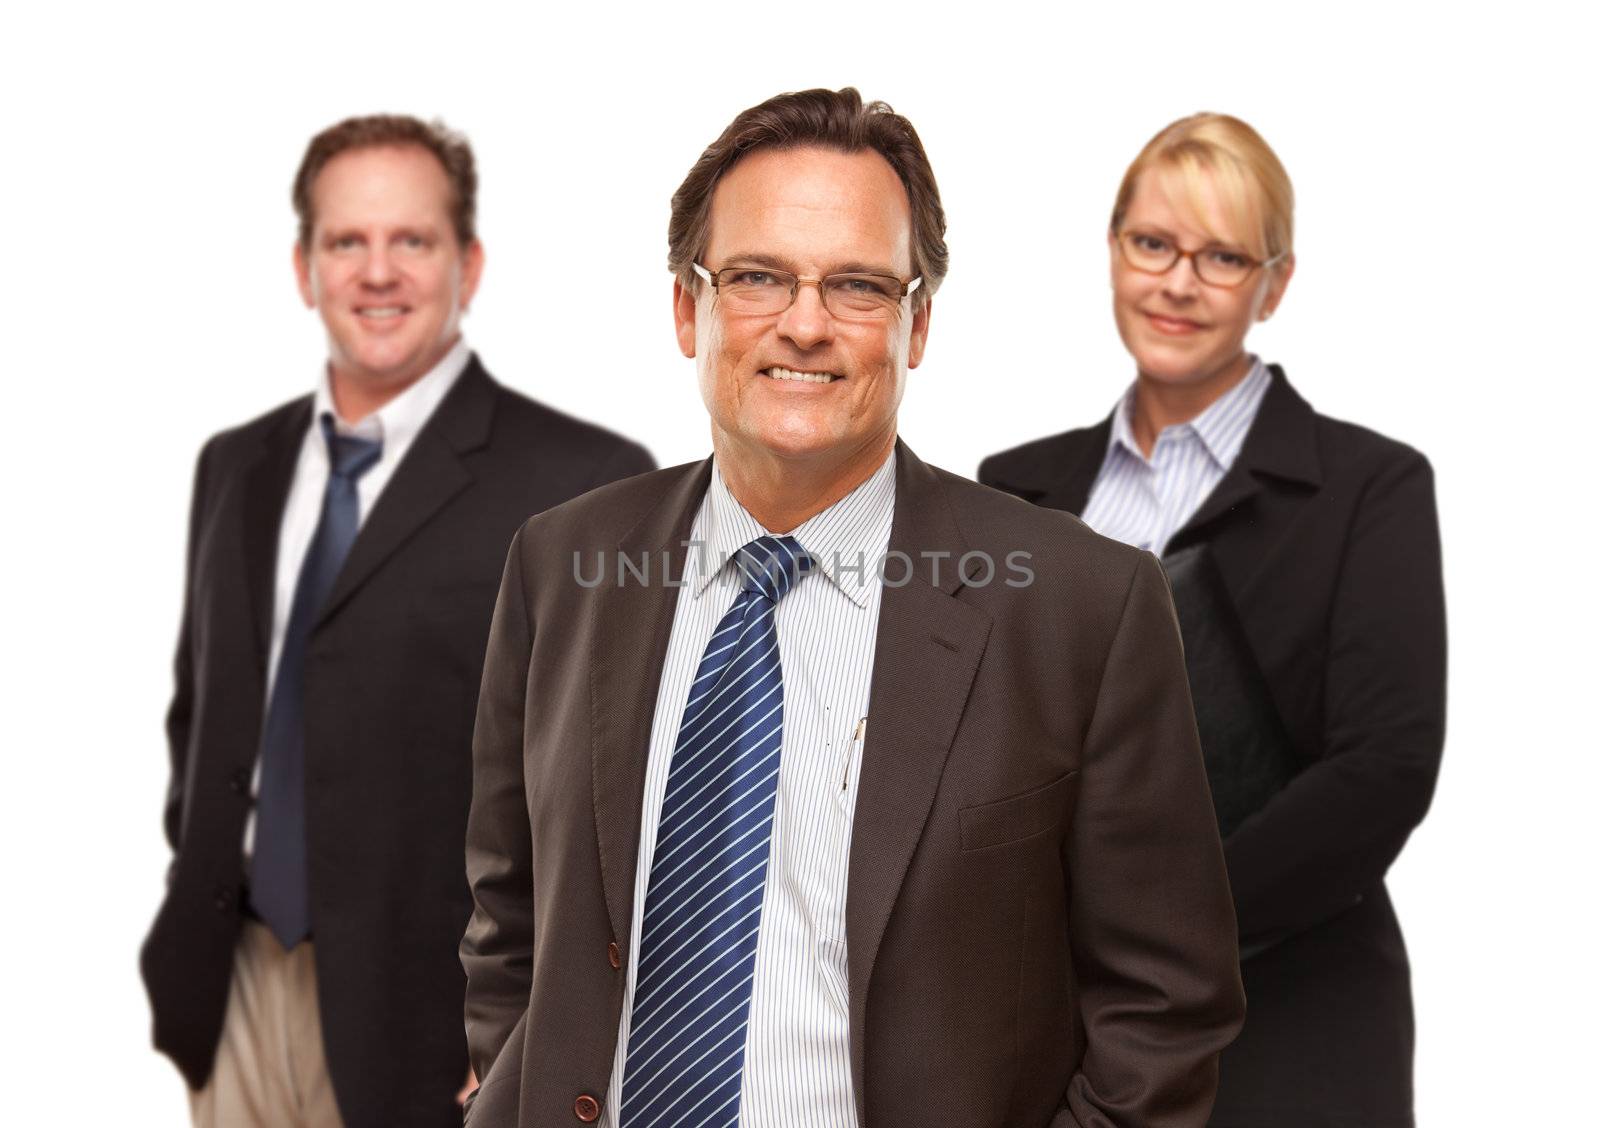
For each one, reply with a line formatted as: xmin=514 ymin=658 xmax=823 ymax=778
xmin=1223 ymin=449 xmax=1446 ymax=945
xmin=1055 ymin=553 xmax=1246 ymax=1128
xmin=461 ymin=523 xmax=538 ymax=1088
xmin=161 ymin=439 xmax=214 ymax=856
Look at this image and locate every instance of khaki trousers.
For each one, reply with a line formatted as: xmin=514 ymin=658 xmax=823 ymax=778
xmin=189 ymin=920 xmax=346 ymax=1128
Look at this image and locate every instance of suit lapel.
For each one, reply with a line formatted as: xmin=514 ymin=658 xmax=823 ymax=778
xmin=1165 ymin=366 xmax=1322 ymax=558
xmin=846 ymin=443 xmax=993 ymax=1117
xmin=1164 ymin=369 xmax=1324 ymax=749
xmin=316 ymin=357 xmax=496 ymax=628
xmin=590 ymin=461 xmax=713 ymax=949
xmin=239 ymin=398 xmax=313 ymax=671
xmin=1164 ymin=463 xmax=1264 ymax=553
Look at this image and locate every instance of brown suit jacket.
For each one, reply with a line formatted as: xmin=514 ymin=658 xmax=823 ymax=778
xmin=461 ymin=441 xmax=1245 ymax=1128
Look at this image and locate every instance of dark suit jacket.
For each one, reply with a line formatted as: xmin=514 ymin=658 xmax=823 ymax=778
xmin=979 ymin=368 xmax=1447 ymax=1128
xmin=140 ymin=356 xmax=655 ymax=1128
xmin=460 ymin=441 xmax=1246 ymax=1128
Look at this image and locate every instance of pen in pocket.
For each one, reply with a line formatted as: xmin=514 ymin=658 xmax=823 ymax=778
xmin=843 ymin=716 xmax=867 ymax=791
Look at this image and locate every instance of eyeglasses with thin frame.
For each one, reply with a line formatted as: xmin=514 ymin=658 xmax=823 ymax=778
xmin=1116 ymin=229 xmax=1286 ymax=289
xmin=692 ymin=262 xmax=922 ymax=320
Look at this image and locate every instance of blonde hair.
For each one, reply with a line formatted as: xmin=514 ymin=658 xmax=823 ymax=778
xmin=1110 ymin=113 xmax=1293 ymax=267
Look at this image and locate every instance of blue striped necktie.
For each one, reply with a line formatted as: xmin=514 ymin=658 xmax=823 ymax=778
xmin=250 ymin=414 xmax=381 ymax=949
xmin=621 ymin=535 xmax=813 ymax=1127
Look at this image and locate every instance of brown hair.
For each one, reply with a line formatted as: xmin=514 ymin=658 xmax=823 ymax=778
xmin=292 ymin=114 xmax=478 ymax=250
xmin=1110 ymin=112 xmax=1293 ymax=267
xmin=668 ymin=87 xmax=948 ymax=307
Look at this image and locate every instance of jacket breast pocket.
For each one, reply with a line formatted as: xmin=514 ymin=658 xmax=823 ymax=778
xmin=959 ymin=770 xmax=1078 ymax=852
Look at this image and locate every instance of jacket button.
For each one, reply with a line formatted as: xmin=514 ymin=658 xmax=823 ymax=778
xmin=213 ymin=884 xmax=235 ymax=913
xmin=573 ymin=1094 xmax=601 ymax=1122
xmin=607 ymin=941 xmax=622 ymax=970
xmin=230 ymin=767 xmax=251 ymax=795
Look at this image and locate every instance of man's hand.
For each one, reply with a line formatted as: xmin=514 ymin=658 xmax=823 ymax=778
xmin=458 ymin=1065 xmax=478 ymax=1107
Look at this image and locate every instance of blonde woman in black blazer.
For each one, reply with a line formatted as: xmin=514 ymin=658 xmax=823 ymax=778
xmin=981 ymin=114 xmax=1446 ymax=1128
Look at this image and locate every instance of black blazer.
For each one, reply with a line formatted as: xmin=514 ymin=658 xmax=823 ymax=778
xmin=140 ymin=356 xmax=654 ymax=1128
xmin=979 ymin=367 xmax=1446 ymax=1128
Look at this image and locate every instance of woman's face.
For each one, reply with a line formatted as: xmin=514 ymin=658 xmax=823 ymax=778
xmin=1109 ymin=171 xmax=1292 ymax=389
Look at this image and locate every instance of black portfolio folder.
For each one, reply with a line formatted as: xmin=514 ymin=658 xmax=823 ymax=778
xmin=1161 ymin=545 xmax=1298 ymax=838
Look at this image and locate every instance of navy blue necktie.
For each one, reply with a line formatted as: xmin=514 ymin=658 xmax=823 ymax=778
xmin=250 ymin=414 xmax=381 ymax=948
xmin=620 ymin=535 xmax=812 ymax=1127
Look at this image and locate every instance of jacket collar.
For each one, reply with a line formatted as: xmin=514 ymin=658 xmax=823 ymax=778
xmin=991 ymin=364 xmax=1321 ymax=526
xmin=1165 ymin=365 xmax=1321 ymax=550
xmin=238 ymin=353 xmax=500 ymax=656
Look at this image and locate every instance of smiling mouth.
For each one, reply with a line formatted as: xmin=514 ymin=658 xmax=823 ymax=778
xmin=1145 ymin=312 xmax=1205 ymax=334
xmin=355 ymin=306 xmax=409 ymax=320
xmin=763 ymin=366 xmax=841 ymax=384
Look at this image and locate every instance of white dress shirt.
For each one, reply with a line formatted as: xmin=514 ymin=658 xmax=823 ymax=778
xmin=602 ymin=451 xmax=897 ymax=1128
xmin=1080 ymin=356 xmax=1271 ymax=555
xmin=243 ymin=337 xmax=472 ymax=855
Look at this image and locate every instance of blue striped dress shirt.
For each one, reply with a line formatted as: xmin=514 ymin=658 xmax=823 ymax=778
xmin=602 ymin=452 xmax=896 ymax=1128
xmin=1080 ymin=358 xmax=1271 ymax=555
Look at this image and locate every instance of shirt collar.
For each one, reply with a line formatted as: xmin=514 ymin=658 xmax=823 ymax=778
xmin=1106 ymin=354 xmax=1271 ymax=471
xmin=312 ymin=337 xmax=473 ymax=447
xmin=1106 ymin=387 xmax=1144 ymax=463
xmin=692 ymin=450 xmax=897 ymax=610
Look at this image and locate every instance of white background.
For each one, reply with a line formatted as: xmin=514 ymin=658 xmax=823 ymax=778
xmin=2 ymin=1 xmax=1595 ymax=1122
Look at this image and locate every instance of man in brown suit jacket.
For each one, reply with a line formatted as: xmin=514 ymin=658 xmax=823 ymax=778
xmin=461 ymin=88 xmax=1244 ymax=1128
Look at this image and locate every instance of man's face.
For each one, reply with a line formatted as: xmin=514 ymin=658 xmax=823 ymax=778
xmin=674 ymin=146 xmax=930 ymax=471
xmin=294 ymin=144 xmax=483 ymax=398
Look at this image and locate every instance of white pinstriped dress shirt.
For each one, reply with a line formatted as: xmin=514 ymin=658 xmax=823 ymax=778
xmin=1081 ymin=357 xmax=1271 ymax=555
xmin=601 ymin=452 xmax=896 ymax=1128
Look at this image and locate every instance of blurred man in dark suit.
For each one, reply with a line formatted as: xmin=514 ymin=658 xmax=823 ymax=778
xmin=140 ymin=114 xmax=654 ymax=1128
